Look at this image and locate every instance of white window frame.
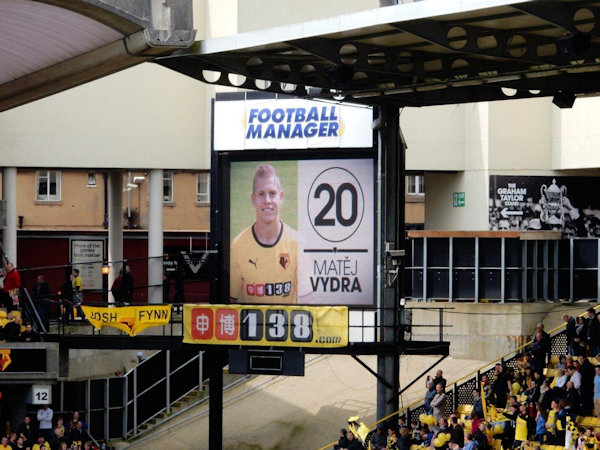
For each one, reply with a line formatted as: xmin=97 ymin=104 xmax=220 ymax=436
xmin=163 ymin=171 xmax=173 ymax=203
xmin=407 ymin=175 xmax=425 ymax=196
xmin=196 ymin=172 xmax=210 ymax=204
xmin=36 ymin=170 xmax=61 ymax=201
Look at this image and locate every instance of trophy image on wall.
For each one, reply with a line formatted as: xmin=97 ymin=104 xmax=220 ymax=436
xmin=539 ymin=179 xmax=567 ymax=228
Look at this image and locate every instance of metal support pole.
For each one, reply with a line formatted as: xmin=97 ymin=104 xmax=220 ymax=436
xmin=533 ymin=241 xmax=538 ymax=300
xmin=500 ymin=237 xmax=505 ymax=303
xmin=449 ymin=237 xmax=453 ymax=302
xmin=199 ymin=351 xmax=204 ymax=391
xmin=108 ymin=171 xmax=123 ymax=304
xmin=123 ymin=375 xmax=128 ymax=438
xmin=522 ymin=241 xmax=527 ymax=300
xmin=597 ymin=240 xmax=600 ymax=302
xmin=133 ymin=367 xmax=138 ymax=434
xmin=102 ymin=173 xmax=109 ymax=229
xmin=85 ymin=380 xmax=91 ymax=435
xmin=166 ymin=350 xmax=171 ymax=414
xmin=2 ymin=167 xmax=17 ymax=264
xmin=105 ymin=379 xmax=110 ymax=440
xmin=554 ymin=241 xmax=559 ymax=300
xmin=475 ymin=238 xmax=480 ymax=302
xmin=148 ymin=169 xmax=164 ymax=303
xmin=423 ymin=237 xmax=428 ymax=301
xmin=569 ymin=238 xmax=574 ymax=302
xmin=375 ymin=104 xmax=402 ymax=421
xmin=543 ymin=241 xmax=549 ymax=300
xmin=208 ymin=350 xmax=225 ymax=450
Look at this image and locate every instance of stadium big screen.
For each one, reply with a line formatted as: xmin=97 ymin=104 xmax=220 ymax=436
xmin=214 ymin=97 xmax=375 ymax=307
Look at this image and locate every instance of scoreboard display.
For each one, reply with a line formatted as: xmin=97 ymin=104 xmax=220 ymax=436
xmin=183 ymin=304 xmax=348 ymax=348
xmin=224 ymin=157 xmax=375 ymax=306
xmin=212 ymin=97 xmax=374 ymax=353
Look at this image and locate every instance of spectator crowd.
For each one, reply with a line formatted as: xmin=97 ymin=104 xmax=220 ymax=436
xmin=1 ymin=406 xmax=101 ymax=450
xmin=0 ymin=311 xmax=40 ymax=343
xmin=334 ymin=309 xmax=600 ymax=450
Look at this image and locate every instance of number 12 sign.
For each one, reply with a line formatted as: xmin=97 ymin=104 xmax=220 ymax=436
xmin=183 ymin=304 xmax=348 ymax=348
xmin=32 ymin=385 xmax=52 ymax=405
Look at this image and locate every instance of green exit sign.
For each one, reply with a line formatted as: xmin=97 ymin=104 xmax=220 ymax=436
xmin=453 ymin=192 xmax=465 ymax=207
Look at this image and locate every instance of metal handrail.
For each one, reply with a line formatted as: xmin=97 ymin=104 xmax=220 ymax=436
xmin=125 ymin=350 xmax=204 ymax=437
xmin=448 ymin=303 xmax=599 ymax=389
xmin=20 ymin=287 xmax=47 ymax=333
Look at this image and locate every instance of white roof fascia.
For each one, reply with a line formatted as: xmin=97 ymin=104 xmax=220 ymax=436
xmin=197 ymin=0 xmax=536 ymax=55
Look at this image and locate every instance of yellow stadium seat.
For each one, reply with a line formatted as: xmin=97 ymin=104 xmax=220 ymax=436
xmin=544 ymin=368 xmax=557 ymax=378
xmin=579 ymin=417 xmax=597 ymax=427
xmin=549 ymin=355 xmax=559 ymax=364
xmin=410 ymin=445 xmax=420 ymax=450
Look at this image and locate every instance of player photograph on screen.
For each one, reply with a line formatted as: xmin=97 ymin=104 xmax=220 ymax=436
xmin=230 ymin=162 xmax=311 ymax=304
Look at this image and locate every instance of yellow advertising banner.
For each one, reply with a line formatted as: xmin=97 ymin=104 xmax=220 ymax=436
xmin=183 ymin=304 xmax=348 ymax=348
xmin=81 ymin=305 xmax=171 ymax=337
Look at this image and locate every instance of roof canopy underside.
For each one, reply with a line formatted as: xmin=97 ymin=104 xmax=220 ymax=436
xmin=158 ymin=0 xmax=600 ymax=107
xmin=0 ymin=0 xmax=194 ymax=112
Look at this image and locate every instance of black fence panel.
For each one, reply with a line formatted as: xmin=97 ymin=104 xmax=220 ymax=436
xmin=456 ymin=377 xmax=477 ymax=406
xmin=136 ymin=383 xmax=166 ymax=426
xmin=109 ymin=378 xmax=124 ymax=408
xmin=136 ymin=353 xmax=167 ymax=394
xmin=551 ymin=332 xmax=567 ymax=356
xmin=109 ymin=409 xmax=123 ymax=440
xmin=62 ymin=381 xmax=86 ymax=413
xmin=170 ymin=358 xmax=199 ymax=403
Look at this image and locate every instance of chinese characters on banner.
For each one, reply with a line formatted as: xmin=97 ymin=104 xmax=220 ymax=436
xmin=183 ymin=304 xmax=348 ymax=348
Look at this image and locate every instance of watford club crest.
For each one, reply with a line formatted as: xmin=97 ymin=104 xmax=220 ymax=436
xmin=0 ymin=350 xmax=12 ymax=372
xmin=119 ymin=317 xmax=136 ymax=332
xmin=279 ymin=253 xmax=290 ymax=269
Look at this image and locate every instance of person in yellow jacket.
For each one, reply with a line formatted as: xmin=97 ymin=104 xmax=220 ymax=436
xmin=0 ymin=436 xmax=11 ymax=450
xmin=512 ymin=404 xmax=535 ymax=449
xmin=31 ymin=435 xmax=50 ymax=450
xmin=577 ymin=428 xmax=599 ymax=450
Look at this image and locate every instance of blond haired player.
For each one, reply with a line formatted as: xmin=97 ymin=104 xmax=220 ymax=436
xmin=230 ymin=164 xmax=311 ymax=303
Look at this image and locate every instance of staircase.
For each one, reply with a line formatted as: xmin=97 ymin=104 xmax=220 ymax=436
xmin=131 ymin=389 xmax=206 ymax=437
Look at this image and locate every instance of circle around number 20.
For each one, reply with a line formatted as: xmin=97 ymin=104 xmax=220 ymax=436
xmin=307 ymin=166 xmax=365 ymax=242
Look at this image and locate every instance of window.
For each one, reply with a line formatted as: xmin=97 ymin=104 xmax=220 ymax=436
xmin=163 ymin=171 xmax=173 ymax=203
xmin=196 ymin=172 xmax=210 ymax=204
xmin=407 ymin=175 xmax=425 ymax=196
xmin=36 ymin=170 xmax=61 ymax=201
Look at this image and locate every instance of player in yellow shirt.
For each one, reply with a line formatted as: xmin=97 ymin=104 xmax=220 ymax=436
xmin=230 ymin=164 xmax=311 ymax=304
xmin=72 ymin=268 xmax=82 ymax=294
